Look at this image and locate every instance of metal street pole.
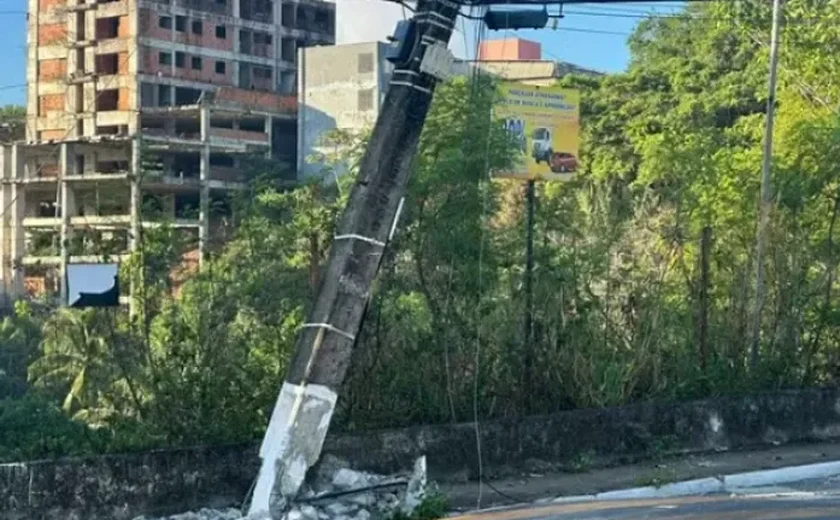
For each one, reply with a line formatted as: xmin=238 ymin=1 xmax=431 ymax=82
xmin=248 ymin=2 xmax=459 ymax=518
xmin=751 ymin=0 xmax=783 ymax=371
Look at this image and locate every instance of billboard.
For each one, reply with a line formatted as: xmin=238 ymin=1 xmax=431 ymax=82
xmin=495 ymin=83 xmax=581 ymax=181
xmin=65 ymin=263 xmax=120 ymax=308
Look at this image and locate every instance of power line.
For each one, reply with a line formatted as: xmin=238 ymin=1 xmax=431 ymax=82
xmin=553 ymin=25 xmax=631 ymax=35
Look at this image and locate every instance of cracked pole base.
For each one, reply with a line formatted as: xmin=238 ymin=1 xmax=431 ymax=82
xmin=248 ymin=382 xmax=338 ymax=519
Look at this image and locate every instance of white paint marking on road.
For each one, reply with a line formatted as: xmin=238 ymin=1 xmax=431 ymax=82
xmin=540 ymin=458 xmax=840 ymax=507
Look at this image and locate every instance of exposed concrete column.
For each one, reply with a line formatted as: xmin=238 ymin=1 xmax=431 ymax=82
xmin=59 ymin=143 xmax=70 ymax=304
xmin=0 ymin=148 xmax=8 ymax=297
xmin=265 ymin=115 xmax=273 ymax=159
xmin=199 ymin=105 xmax=210 ymax=268
xmin=126 ymin=0 xmax=140 ymax=135
xmin=9 ymin=144 xmax=24 ymax=296
xmin=129 ymin=138 xmax=142 ymax=316
xmin=0 ymin=146 xmax=18 ymax=299
xmin=130 ymin=137 xmax=141 ymax=252
xmin=25 ymin=0 xmax=38 ymax=142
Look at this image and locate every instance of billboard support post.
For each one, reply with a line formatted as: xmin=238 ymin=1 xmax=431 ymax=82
xmin=493 ymin=81 xmax=580 ymax=413
xmin=524 ymin=179 xmax=535 ymax=413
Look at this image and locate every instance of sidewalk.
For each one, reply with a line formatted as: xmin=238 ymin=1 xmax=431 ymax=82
xmin=439 ymin=441 xmax=840 ymax=511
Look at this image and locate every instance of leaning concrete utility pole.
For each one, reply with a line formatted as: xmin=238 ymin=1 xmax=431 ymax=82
xmin=248 ymin=2 xmax=459 ymax=517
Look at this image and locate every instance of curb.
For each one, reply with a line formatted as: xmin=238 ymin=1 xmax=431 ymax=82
xmin=546 ymin=459 xmax=840 ymax=504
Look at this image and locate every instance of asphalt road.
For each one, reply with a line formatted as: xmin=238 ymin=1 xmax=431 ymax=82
xmin=449 ymin=493 xmax=840 ymax=520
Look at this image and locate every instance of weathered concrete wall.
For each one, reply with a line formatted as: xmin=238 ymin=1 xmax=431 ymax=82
xmin=4 ymin=388 xmax=840 ymax=520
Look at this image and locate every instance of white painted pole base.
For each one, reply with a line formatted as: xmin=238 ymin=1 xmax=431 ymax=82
xmin=248 ymin=382 xmax=338 ymax=519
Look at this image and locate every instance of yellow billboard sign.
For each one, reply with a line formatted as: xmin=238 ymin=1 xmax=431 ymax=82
xmin=495 ymin=83 xmax=580 ymax=181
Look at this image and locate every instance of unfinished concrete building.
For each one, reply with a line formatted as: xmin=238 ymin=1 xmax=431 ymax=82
xmin=1 ymin=0 xmax=335 ymax=302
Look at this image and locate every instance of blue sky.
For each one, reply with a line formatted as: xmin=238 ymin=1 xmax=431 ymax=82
xmin=453 ymin=2 xmax=684 ymax=69
xmin=0 ymin=0 xmax=28 ymax=106
xmin=0 ymin=0 xmax=684 ymax=106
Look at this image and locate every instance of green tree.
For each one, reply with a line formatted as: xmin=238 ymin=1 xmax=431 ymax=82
xmin=0 ymin=105 xmax=25 ymax=143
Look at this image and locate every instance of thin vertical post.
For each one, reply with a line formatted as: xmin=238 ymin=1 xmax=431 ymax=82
xmin=699 ymin=226 xmax=711 ymax=376
xmin=523 ymin=179 xmax=535 ymax=412
xmin=751 ymin=0 xmax=784 ymax=370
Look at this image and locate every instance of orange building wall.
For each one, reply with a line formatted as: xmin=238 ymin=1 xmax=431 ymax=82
xmin=478 ymin=38 xmax=542 ymax=61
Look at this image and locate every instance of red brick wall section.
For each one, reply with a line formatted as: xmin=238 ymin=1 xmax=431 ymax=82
xmin=40 ymin=130 xmax=66 ymax=141
xmin=38 ymin=94 xmax=65 ymax=115
xmin=38 ymin=59 xmax=67 ymax=81
xmin=38 ymin=0 xmax=64 ymax=12
xmin=210 ymin=127 xmax=268 ymax=143
xmin=118 ymin=88 xmax=131 ymax=111
xmin=140 ymin=46 xmax=171 ymax=77
xmin=118 ymin=16 xmax=131 ymax=38
xmin=24 ymin=277 xmax=46 ymax=297
xmin=170 ymin=249 xmax=200 ymax=298
xmin=38 ymin=23 xmax=67 ymax=45
xmin=119 ymin=52 xmax=129 ymax=74
xmin=214 ymin=87 xmax=296 ymax=114
xmin=39 ymin=164 xmax=59 ymax=177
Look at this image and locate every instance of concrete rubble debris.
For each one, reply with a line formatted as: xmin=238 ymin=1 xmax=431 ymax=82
xmin=133 ymin=508 xmax=244 ymax=520
xmin=137 ymin=456 xmax=428 ymax=520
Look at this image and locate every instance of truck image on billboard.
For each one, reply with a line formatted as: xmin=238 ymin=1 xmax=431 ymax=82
xmin=495 ymin=83 xmax=580 ymax=181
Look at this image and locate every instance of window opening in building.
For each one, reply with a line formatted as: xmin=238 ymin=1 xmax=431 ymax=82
xmin=159 ymin=85 xmax=173 ymax=106
xmin=210 ymin=154 xmax=235 ymax=167
xmin=191 ymin=56 xmax=203 ymax=70
xmin=175 ymin=15 xmax=186 ymax=32
xmin=38 ymin=200 xmax=58 ymax=218
xmin=175 ymin=194 xmax=200 ymax=219
xmin=159 ymin=51 xmax=172 ymax=66
xmin=96 ymin=89 xmax=119 ymax=111
xmin=175 ymin=51 xmax=186 ymax=68
xmin=95 ymin=53 xmax=119 ymax=75
xmin=95 ymin=17 xmax=120 ymax=39
xmin=253 ymin=66 xmax=272 ymax=79
xmin=215 ymin=61 xmax=226 ymax=74
xmin=216 ymin=25 xmax=226 ymax=39
xmin=358 ymin=88 xmax=374 ymax=111
xmin=175 ymin=87 xmax=202 ymax=106
xmin=192 ymin=20 xmax=203 ymax=35
xmin=358 ymin=52 xmax=374 ymax=74
xmin=159 ymin=15 xmax=172 ymax=29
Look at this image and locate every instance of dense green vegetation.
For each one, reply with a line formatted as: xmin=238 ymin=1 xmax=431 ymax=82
xmin=4 ymin=0 xmax=840 ymax=459
xmin=0 ymin=105 xmax=25 ymax=142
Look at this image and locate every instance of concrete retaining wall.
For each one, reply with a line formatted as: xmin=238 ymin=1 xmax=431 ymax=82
xmin=4 ymin=388 xmax=840 ymax=520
